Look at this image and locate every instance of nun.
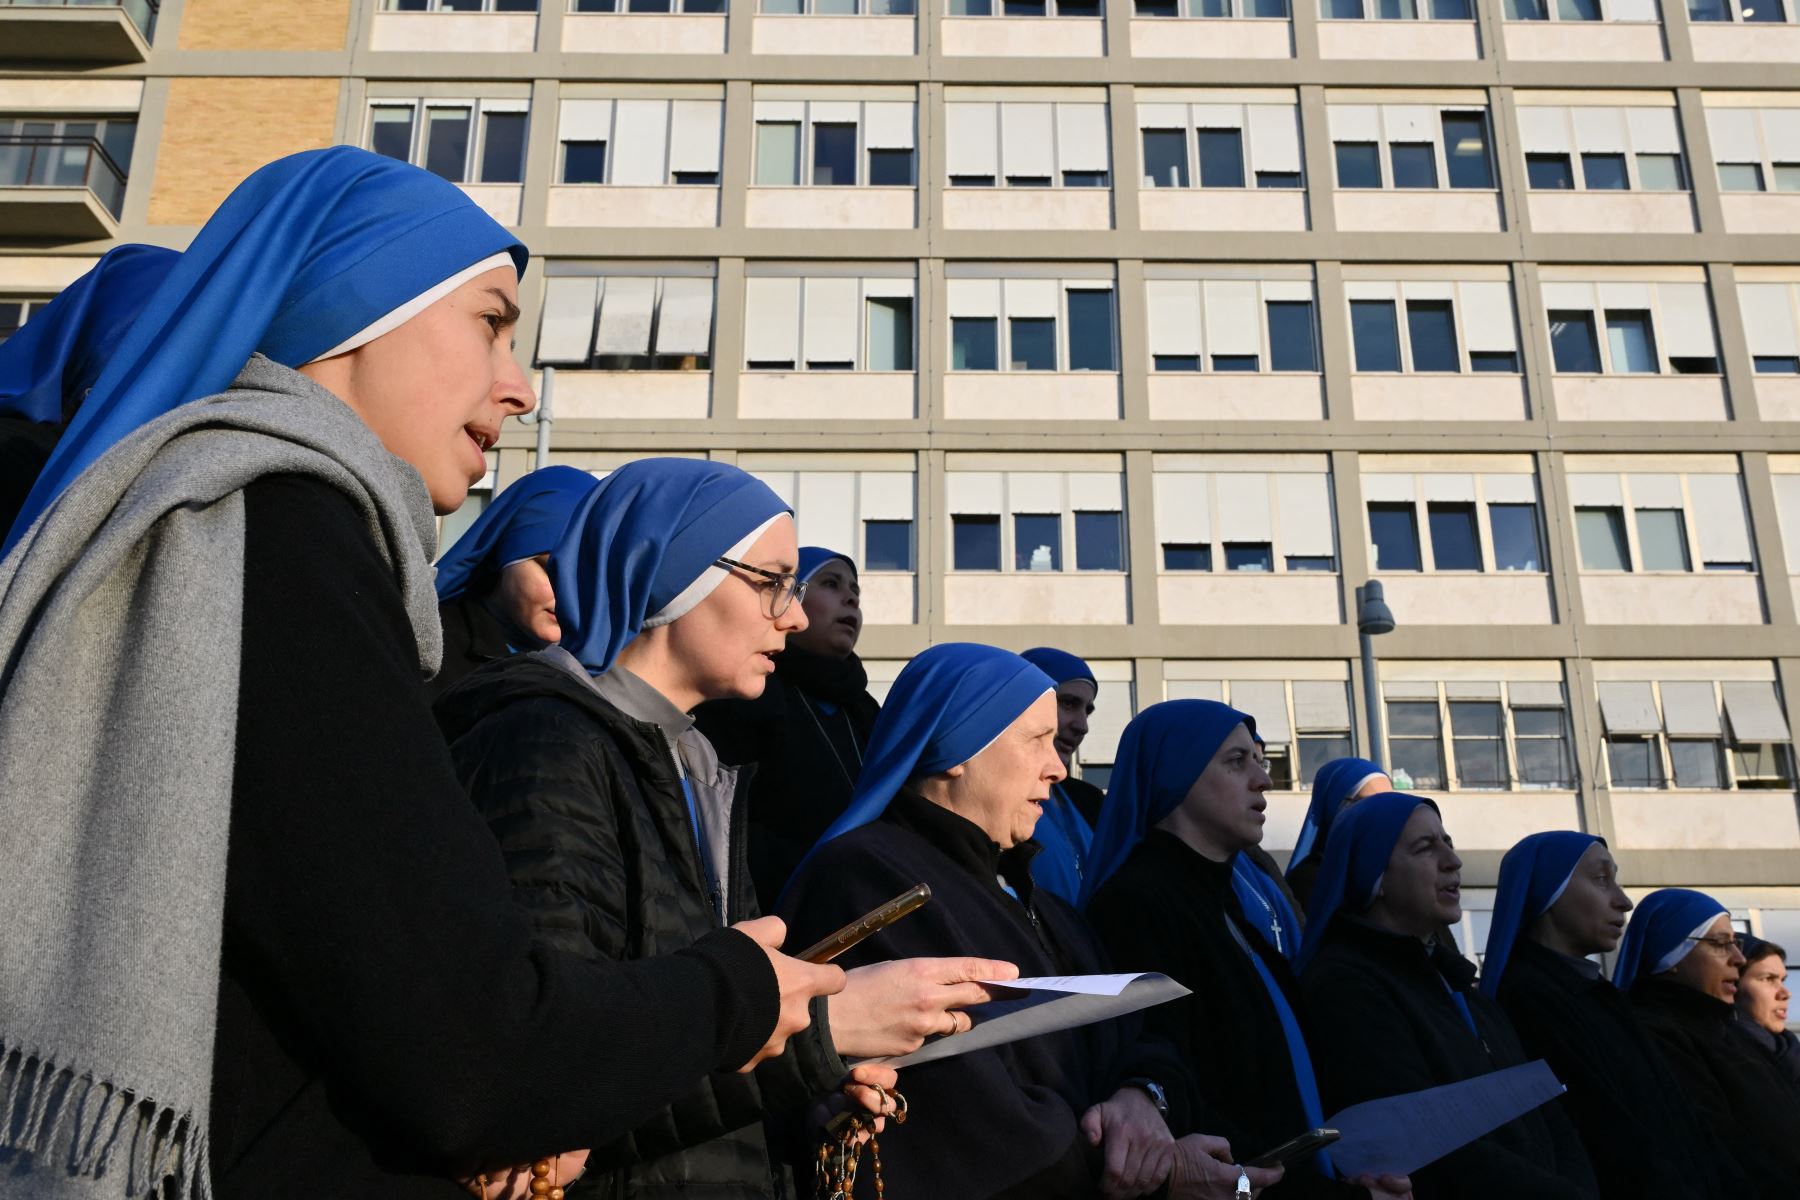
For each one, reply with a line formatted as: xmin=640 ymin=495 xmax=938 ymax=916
xmin=1480 ymin=834 xmax=1728 ymax=1200
xmin=428 ymin=463 xmax=598 ymax=700
xmin=1017 ymin=645 xmax=1104 ymax=904
xmin=1284 ymin=758 xmax=1390 ymax=910
xmin=0 ymin=243 xmax=178 ymax=539
xmin=1617 ymin=889 xmax=1800 ymax=1180
xmin=1734 ymin=936 xmax=1799 ymax=1087
xmin=437 ymin=463 xmax=1001 ymax=1198
xmin=778 ymin=644 xmax=1202 ymax=1200
xmin=0 ymin=148 xmax=843 ymax=1197
xmin=694 ymin=545 xmax=882 ymax=909
xmin=1083 ymin=701 xmax=1406 ymax=1200
xmin=1296 ymin=795 xmax=1598 ymax=1199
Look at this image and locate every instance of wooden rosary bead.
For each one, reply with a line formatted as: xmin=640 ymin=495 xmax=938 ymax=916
xmin=531 ymin=1161 xmax=552 ymax=1178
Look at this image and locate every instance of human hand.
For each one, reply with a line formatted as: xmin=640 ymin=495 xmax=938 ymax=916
xmin=1165 ymin=1134 xmax=1284 ymax=1199
xmin=1354 ymin=1174 xmax=1412 ymax=1200
xmin=731 ymin=915 xmax=846 ymax=1072
xmin=843 ymin=1063 xmax=901 ymax=1134
xmin=1079 ymin=1085 xmax=1177 ymax=1199
xmin=826 ymin=956 xmax=1018 ymax=1058
xmin=460 ymin=1151 xmax=589 ymax=1199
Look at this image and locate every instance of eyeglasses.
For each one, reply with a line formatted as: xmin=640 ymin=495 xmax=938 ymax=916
xmin=714 ymin=556 xmax=807 ymax=619
xmin=1685 ymin=934 xmax=1744 ymax=954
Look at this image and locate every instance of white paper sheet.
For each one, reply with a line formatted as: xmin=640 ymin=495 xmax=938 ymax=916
xmin=869 ymin=973 xmax=1190 ymax=1070
xmin=1325 ymin=1060 xmax=1566 ymax=1179
xmin=976 ymin=973 xmax=1148 ymax=996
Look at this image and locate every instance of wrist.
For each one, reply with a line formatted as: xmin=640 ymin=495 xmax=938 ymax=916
xmin=1118 ymin=1077 xmax=1170 ymax=1123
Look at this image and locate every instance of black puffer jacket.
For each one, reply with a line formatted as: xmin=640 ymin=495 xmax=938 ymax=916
xmin=437 ymin=654 xmax=847 ymax=1200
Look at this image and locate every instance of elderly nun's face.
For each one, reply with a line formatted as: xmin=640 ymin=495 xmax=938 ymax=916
xmin=1161 ymin=722 xmax=1270 ymax=861
xmin=664 ymin=515 xmax=808 ymax=704
xmin=1531 ymin=843 xmax=1631 ymax=958
xmin=1738 ymin=951 xmax=1791 ymax=1033
xmin=789 ymin=561 xmax=862 ymax=659
xmin=302 ymin=264 xmax=534 ymax=514
xmin=934 ymin=690 xmax=1066 ymax=849
xmin=1365 ymin=805 xmax=1463 ymax=941
xmin=1664 ymin=913 xmax=1747 ymax=1004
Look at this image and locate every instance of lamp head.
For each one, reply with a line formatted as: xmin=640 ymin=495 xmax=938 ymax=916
xmin=1357 ymin=580 xmax=1396 ymax=636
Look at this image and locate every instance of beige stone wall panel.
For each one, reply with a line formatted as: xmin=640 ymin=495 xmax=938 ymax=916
xmin=148 ymin=78 xmax=341 ymax=227
xmin=179 ymin=0 xmax=350 ymax=50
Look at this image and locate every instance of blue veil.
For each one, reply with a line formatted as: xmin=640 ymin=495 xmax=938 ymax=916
xmin=1019 ymin=646 xmax=1101 ymax=903
xmin=434 ymin=465 xmax=599 ymax=604
xmin=549 ymin=457 xmax=792 ymax=676
xmin=1479 ymin=832 xmax=1604 ymax=998
xmin=1288 ymin=757 xmax=1388 ymax=873
xmin=795 ymin=643 xmax=1054 ymax=874
xmin=5 ymin=146 xmax=527 ymax=556
xmin=1295 ymin=792 xmax=1438 ymax=972
xmin=798 ymin=546 xmax=856 ymax=583
xmin=1612 ymin=888 xmax=1730 ymax=989
xmin=0 ymin=244 xmax=179 ymax=427
xmin=1020 ymin=646 xmax=1098 ymax=691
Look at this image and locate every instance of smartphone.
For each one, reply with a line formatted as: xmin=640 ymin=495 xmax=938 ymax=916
xmin=797 ymin=884 xmax=931 ymax=964
xmin=1246 ymin=1128 xmax=1340 ymax=1170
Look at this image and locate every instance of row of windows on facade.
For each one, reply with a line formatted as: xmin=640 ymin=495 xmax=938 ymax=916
xmin=527 ymin=270 xmax=1800 ymax=379
xmin=355 ymin=97 xmax=1800 ymax=198
xmin=382 ymin=0 xmax=1796 ymax=23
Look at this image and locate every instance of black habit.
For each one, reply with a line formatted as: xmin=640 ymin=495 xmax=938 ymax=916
xmin=1061 ymin=774 xmax=1106 ymax=830
xmin=1630 ymin=977 xmax=1800 ymax=1189
xmin=1086 ymin=832 xmax=1365 ymax=1199
xmin=696 ymin=647 xmax=880 ymax=910
xmin=1494 ymin=939 xmax=1732 ymax=1200
xmin=1299 ymin=918 xmax=1598 ymax=1200
xmin=777 ymin=793 xmax=1191 ymax=1200
xmin=1732 ymin=1013 xmax=1800 ymax=1090
xmin=427 ymin=590 xmax=515 ymax=703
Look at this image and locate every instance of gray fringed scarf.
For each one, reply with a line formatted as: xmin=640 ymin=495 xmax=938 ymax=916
xmin=0 ymin=356 xmax=442 ymax=1197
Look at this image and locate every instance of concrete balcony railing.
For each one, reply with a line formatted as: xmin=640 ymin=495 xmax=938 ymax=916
xmin=0 ymin=0 xmax=156 ymax=61
xmin=0 ymin=135 xmax=127 ymax=241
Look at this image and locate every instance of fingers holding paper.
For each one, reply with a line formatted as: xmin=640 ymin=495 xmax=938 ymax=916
xmin=826 ymin=956 xmax=1018 ymax=1058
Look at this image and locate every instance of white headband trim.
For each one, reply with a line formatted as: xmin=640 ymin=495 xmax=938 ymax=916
xmin=1653 ymin=914 xmax=1726 ymax=975
xmin=642 ymin=513 xmax=786 ymax=629
xmin=305 ymin=251 xmax=516 ymax=363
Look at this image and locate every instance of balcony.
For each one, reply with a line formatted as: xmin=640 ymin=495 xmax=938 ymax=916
xmin=0 ymin=0 xmax=156 ymax=62
xmin=370 ymin=8 xmax=539 ymax=51
xmin=0 ymin=136 xmax=126 ymax=240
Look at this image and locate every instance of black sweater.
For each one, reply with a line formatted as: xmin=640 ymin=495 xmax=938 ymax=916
xmin=1087 ymin=833 xmax=1365 ymax=1199
xmin=209 ymin=475 xmax=778 ymax=1197
xmin=777 ymin=795 xmax=1192 ymax=1200
xmin=427 ymin=590 xmax=514 ymax=703
xmin=1494 ymin=940 xmax=1731 ymax=1200
xmin=1299 ymin=919 xmax=1598 ymax=1200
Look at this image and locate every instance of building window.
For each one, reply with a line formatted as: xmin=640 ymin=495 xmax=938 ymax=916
xmin=743 ymin=276 xmax=916 ymax=373
xmin=953 ymin=514 xmax=1003 ymax=569
xmin=0 ymin=297 xmax=53 ymax=345
xmin=369 ymin=101 xmax=528 ymax=184
xmin=1136 ymin=101 xmax=1303 ymax=191
xmin=1598 ymin=678 xmax=1794 ymax=791
xmin=751 ymin=468 xmax=919 ymax=581
xmin=1568 ymin=470 xmax=1756 ymax=574
xmin=1368 ymin=501 xmax=1422 ymax=571
xmin=760 ymin=0 xmax=917 ymax=11
xmin=1350 ymin=300 xmax=1402 ymax=372
xmin=1490 ymin=503 xmax=1544 ymax=571
xmin=1740 ymin=281 xmax=1800 ymax=374
xmin=1705 ymin=106 xmax=1800 ymax=194
xmin=1145 ymin=277 xmax=1319 ymax=375
xmin=1382 ymin=680 xmax=1577 ymax=792
xmin=1426 ymin=502 xmax=1482 ymax=570
xmin=1142 ymin=129 xmax=1189 ymax=187
xmin=1549 ymin=310 xmax=1602 ymax=372
xmin=1166 ymin=677 xmax=1354 ymax=791
xmin=1365 ymin=470 xmax=1546 ymax=575
xmin=573 ymin=0 xmax=727 ymax=12
xmin=388 ymin=0 xmax=540 ymax=10
xmin=753 ymin=100 xmax=916 ymax=189
xmin=949 ymin=469 xmax=1128 ymax=574
xmin=1153 ymin=467 xmax=1336 ymax=575
xmin=1387 ymin=700 xmax=1446 ymax=790
xmin=1015 ymin=513 xmax=1062 ymax=570
xmin=1605 ymin=310 xmax=1659 ymax=373
xmin=1136 ymin=0 xmax=1290 ymax=13
xmin=1335 ymin=142 xmax=1382 ymax=188
xmin=1542 ymin=280 xmax=1718 ymax=375
xmin=1329 ymin=105 xmax=1495 ymax=189
xmin=947 ymin=278 xmax=1118 ymax=374
xmin=536 ymin=272 xmax=714 ymax=370
xmin=1345 ymin=280 xmax=1522 ymax=375
xmin=1323 ymin=0 xmax=1473 ymax=16
xmin=864 ymin=519 xmax=915 ymax=571
xmin=1687 ymin=0 xmax=1793 ymax=22
xmin=947 ymin=101 xmax=1110 ymax=190
xmin=1575 ymin=506 xmax=1631 ymax=571
xmin=1517 ymin=104 xmax=1688 ymax=193
xmin=0 ymin=116 xmax=136 ymax=217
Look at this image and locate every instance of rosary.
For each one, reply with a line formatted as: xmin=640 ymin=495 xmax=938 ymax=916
xmin=468 ymin=1157 xmax=561 ymax=1200
xmin=814 ymin=1084 xmax=907 ymax=1200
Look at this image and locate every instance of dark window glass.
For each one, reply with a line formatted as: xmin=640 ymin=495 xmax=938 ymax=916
xmin=1387 ymin=701 xmax=1445 ymax=791
xmin=575 ymin=0 xmax=617 ymax=9
xmin=1137 ymin=0 xmax=1180 ymax=13
xmin=1015 ymin=514 xmax=1063 ymax=571
xmin=1059 ymin=0 xmax=1102 ymax=14
xmin=1549 ymin=310 xmax=1601 ymax=372
xmin=494 ymin=0 xmax=540 ymax=9
xmin=1442 ymin=113 xmax=1493 ymax=189
xmin=1451 ymin=701 xmax=1508 ymax=788
xmin=1719 ymin=162 xmax=1764 ymax=191
xmin=0 ymin=301 xmax=26 ymax=344
xmin=1635 ymin=508 xmax=1691 ymax=571
xmin=1067 ymin=291 xmax=1117 ymax=371
xmin=864 ymin=520 xmax=915 ymax=571
xmin=866 ymin=297 xmax=913 ymax=372
xmin=1268 ymin=301 xmax=1318 ymax=371
xmin=949 ymin=175 xmax=997 ymax=187
xmin=1062 ymin=171 xmax=1109 ymax=188
xmin=1324 ymin=0 xmax=1363 ymax=14
xmin=630 ymin=0 xmax=671 ymax=11
xmin=1225 ymin=543 xmax=1275 ymax=572
xmin=423 ymin=107 xmax=472 ymax=182
xmin=1489 ymin=503 xmax=1542 ymax=571
xmin=672 ymin=171 xmax=719 ymax=185
xmin=1607 ymin=736 xmax=1665 ymax=788
xmin=1581 ymin=152 xmax=1629 ymax=190
xmin=1406 ymin=300 xmax=1461 ymax=372
xmin=370 ymin=107 xmax=415 ymax=162
xmin=1198 ymin=128 xmax=1246 ymax=188
xmin=1351 ymin=300 xmax=1403 ymax=372
xmin=1733 ymin=743 xmax=1793 ymax=789
xmin=1143 ymin=129 xmax=1190 ymax=188
xmin=1432 ymin=0 xmax=1470 ymax=15
xmin=479 ymin=112 xmax=527 ymax=184
xmin=1746 ymin=0 xmax=1786 ymax=17
xmin=1514 ymin=708 xmax=1576 ymax=788
xmin=1004 ymin=0 xmax=1046 ymax=13
xmin=1154 ymin=355 xmax=1202 ymax=372
xmin=1249 ymin=0 xmax=1289 ymax=13
xmin=1010 ymin=318 xmax=1058 ymax=371
xmin=1163 ymin=543 xmax=1213 ymax=570
xmin=951 ymin=0 xmax=992 ymax=11
xmin=1256 ymin=171 xmax=1303 ymax=188
xmin=953 ymin=515 xmax=1001 ymax=570
xmin=1687 ymin=0 xmax=1727 ymax=19
xmin=1428 ymin=502 xmax=1482 ymax=571
xmin=1556 ymin=0 xmax=1600 ymax=15
xmin=1006 ymin=176 xmax=1053 ymax=187
xmin=1526 ymin=153 xmax=1574 ymax=190
xmin=1506 ymin=0 xmax=1546 ymax=16
xmin=1470 ymin=351 xmax=1519 ymax=372
xmin=1637 ymin=154 xmax=1684 ymax=191
xmin=1672 ymin=356 xmax=1719 ymax=375
xmin=1605 ymin=310 xmax=1659 ymax=373
xmin=1670 ymin=739 xmax=1723 ymax=789
xmin=952 ymin=317 xmax=999 ymax=371
xmin=868 ymin=149 xmax=915 ymax=186
xmin=1076 ymin=511 xmax=1125 ymax=570
xmin=1575 ymin=507 xmax=1630 ymax=571
xmin=1369 ymin=502 xmax=1422 ymax=571
xmin=1335 ymin=142 xmax=1382 ymax=188
xmin=1286 ymin=556 xmax=1335 ymax=571
xmin=1300 ymin=734 xmax=1355 ymax=787
xmin=1755 ymin=356 xmax=1800 ymax=374
xmin=563 ymin=140 xmax=607 ymax=183
xmin=1390 ymin=143 xmax=1438 ymax=189
xmin=813 ymin=123 xmax=858 ymax=186
xmin=1211 ymin=355 xmax=1259 ymax=372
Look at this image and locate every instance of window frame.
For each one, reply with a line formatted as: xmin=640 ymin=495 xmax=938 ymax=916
xmin=1380 ymin=680 xmax=1580 ymax=793
xmin=1568 ymin=471 xmax=1755 ymax=575
xmin=1344 ymin=280 xmax=1521 ymax=376
xmin=1517 ymin=104 xmax=1691 ymax=194
xmin=1152 ymin=468 xmax=1339 ymax=577
xmin=1363 ymin=471 xmax=1548 ymax=576
xmin=367 ymin=98 xmax=529 ymax=185
xmin=753 ymin=100 xmax=918 ymax=190
xmin=1540 ymin=280 xmax=1718 ymax=377
xmin=1600 ymin=679 xmax=1796 ymax=792
xmin=535 ymin=269 xmax=717 ymax=372
xmin=947 ymin=470 xmax=1129 ymax=575
xmin=948 ymin=279 xmax=1119 ymax=375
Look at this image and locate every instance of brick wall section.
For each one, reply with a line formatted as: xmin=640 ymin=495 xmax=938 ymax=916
xmin=147 ymin=78 xmax=340 ymax=226
xmin=178 ymin=0 xmax=351 ymax=50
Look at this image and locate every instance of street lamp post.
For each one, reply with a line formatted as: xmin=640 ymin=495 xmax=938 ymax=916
xmin=1356 ymin=580 xmax=1396 ymax=765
